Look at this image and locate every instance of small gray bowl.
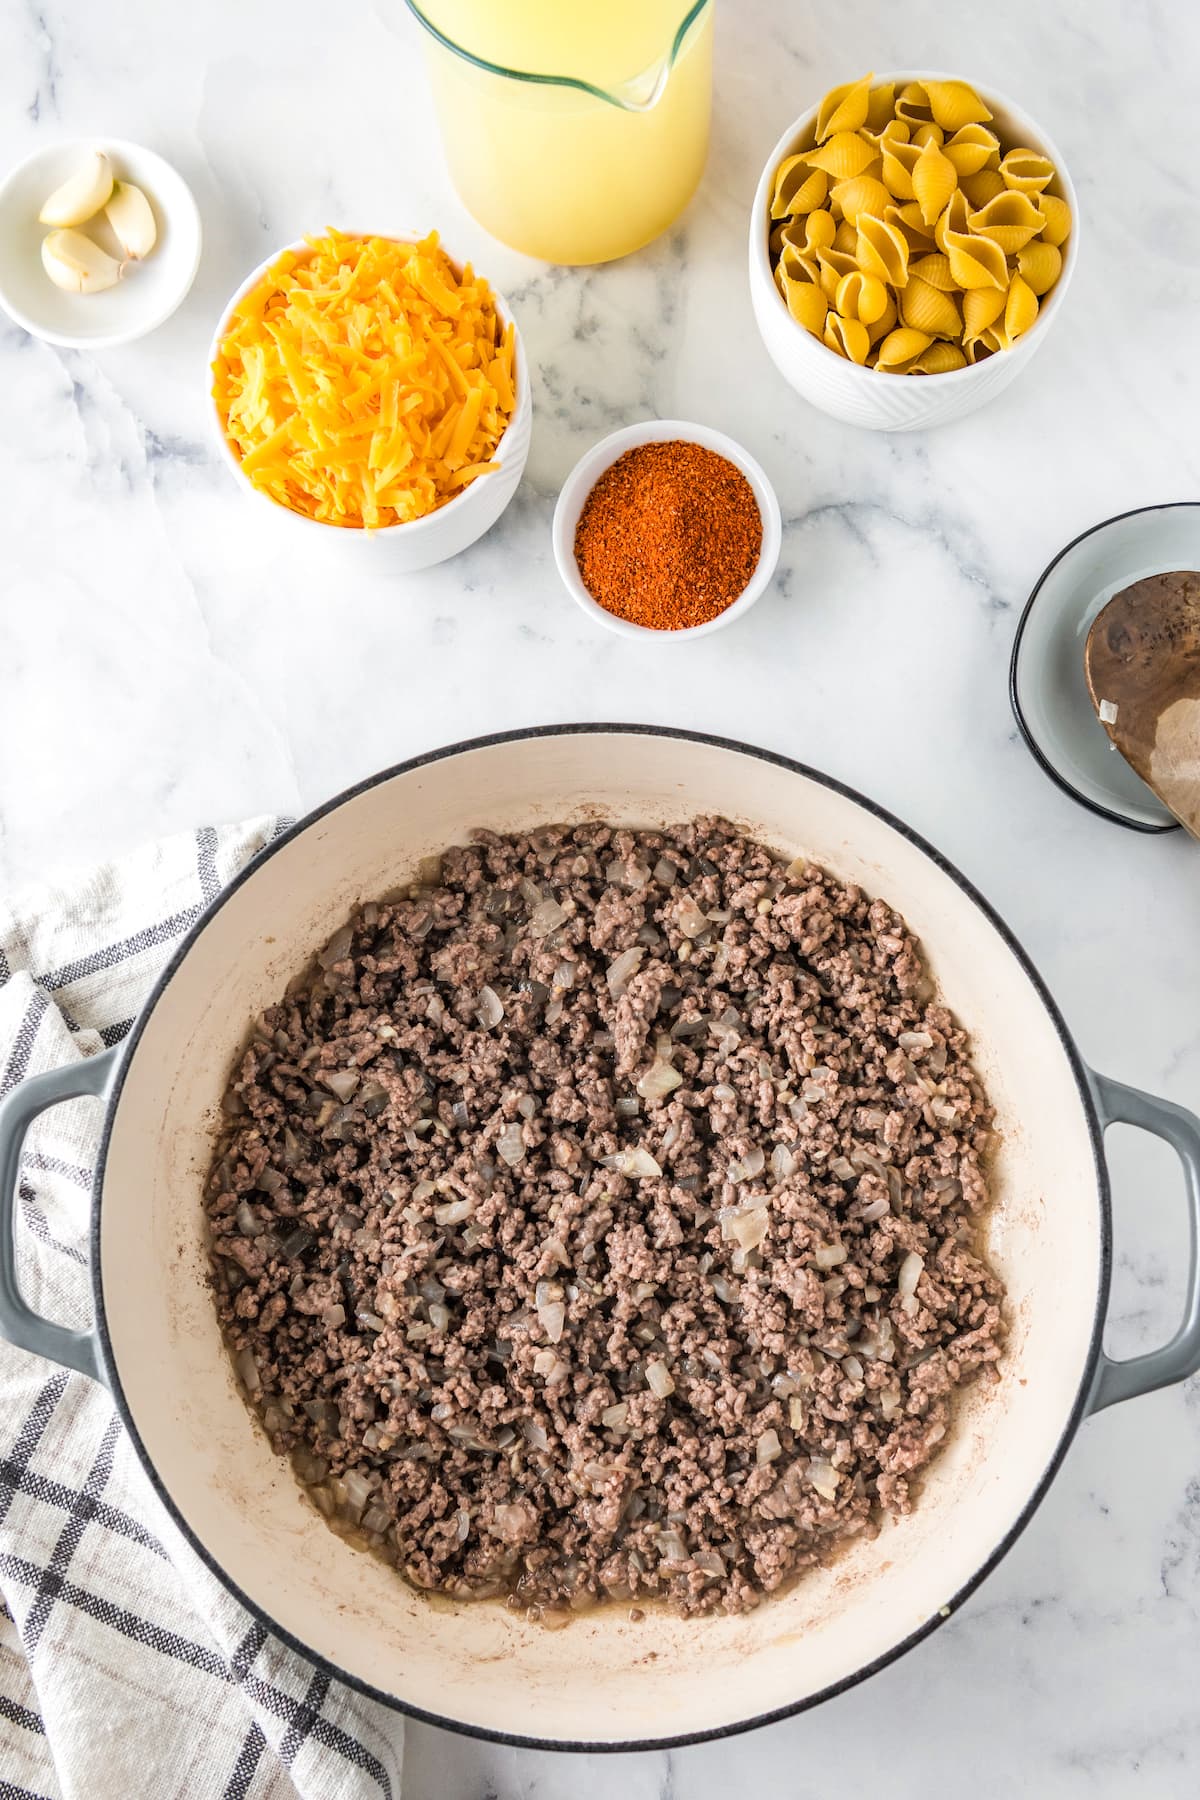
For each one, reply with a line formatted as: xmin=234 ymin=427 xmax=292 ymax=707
xmin=1009 ymin=503 xmax=1200 ymax=833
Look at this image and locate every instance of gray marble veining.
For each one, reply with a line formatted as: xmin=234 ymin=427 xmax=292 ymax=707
xmin=3 ymin=0 xmax=1200 ymax=1791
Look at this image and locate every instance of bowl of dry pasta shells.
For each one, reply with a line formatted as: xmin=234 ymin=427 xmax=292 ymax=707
xmin=748 ymin=71 xmax=1077 ymax=431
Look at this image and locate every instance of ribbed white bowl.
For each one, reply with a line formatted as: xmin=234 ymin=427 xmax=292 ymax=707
xmin=748 ymin=74 xmax=1079 ymax=432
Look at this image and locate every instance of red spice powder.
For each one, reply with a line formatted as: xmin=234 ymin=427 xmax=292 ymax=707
xmin=573 ymin=440 xmax=762 ymax=631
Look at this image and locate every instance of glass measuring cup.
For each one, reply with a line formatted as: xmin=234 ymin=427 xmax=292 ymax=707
xmin=405 ymin=0 xmax=714 ymax=265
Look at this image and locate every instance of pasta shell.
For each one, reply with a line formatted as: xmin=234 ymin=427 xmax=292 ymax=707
xmin=862 ymin=115 xmax=909 ymax=152
xmin=911 ymin=122 xmax=945 ymax=149
xmin=779 ymin=242 xmax=820 ymax=285
xmin=769 ymin=222 xmax=787 ymax=259
xmin=1000 ymin=273 xmax=1039 ymax=344
xmin=856 ymin=213 xmax=910 ymax=287
xmin=964 ymin=332 xmax=997 ymax=364
xmin=910 ymin=341 xmax=967 ymax=374
xmin=1000 ymin=148 xmax=1055 ymax=195
xmin=912 ymin=138 xmax=958 ymax=227
xmin=770 ymin=157 xmax=829 ymax=218
xmin=944 ymin=229 xmax=1008 ymax=289
xmin=967 ymin=191 xmax=1044 ymax=253
xmin=1016 ymin=238 xmax=1062 ymax=296
xmin=908 ymin=251 xmax=957 ymax=291
xmin=817 ymin=73 xmax=874 ymax=141
xmin=884 ymin=202 xmax=936 ymax=251
xmin=864 ymin=81 xmax=897 ymax=131
xmin=961 ymin=286 xmax=1006 ymax=341
xmin=894 ymin=81 xmax=933 ymax=125
xmin=806 ymin=131 xmax=881 ymax=179
xmin=823 ymin=311 xmax=871 ymax=363
xmin=943 ymin=124 xmax=1000 ymax=177
xmin=866 ymin=291 xmax=898 ymax=345
xmin=923 ymin=80 xmax=993 ymax=130
xmin=901 ymin=275 xmax=962 ymax=338
xmin=960 ymin=168 xmax=1006 ymax=208
xmin=798 ymin=210 xmax=834 ymax=257
xmin=816 ymin=247 xmax=862 ymax=301
xmin=881 ymin=139 xmax=920 ymax=200
xmin=832 ymin=219 xmax=859 ymax=254
xmin=835 ymin=269 xmax=889 ymax=324
xmin=830 ymin=174 xmax=894 ymax=224
xmin=934 ymin=189 xmax=970 ymax=252
xmin=1037 ymin=193 xmax=1072 ymax=247
xmin=783 ymin=274 xmax=828 ymax=335
xmin=874 ymin=326 xmax=933 ymax=371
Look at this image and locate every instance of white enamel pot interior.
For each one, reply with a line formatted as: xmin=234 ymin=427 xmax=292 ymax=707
xmin=10 ymin=726 xmax=1200 ymax=1750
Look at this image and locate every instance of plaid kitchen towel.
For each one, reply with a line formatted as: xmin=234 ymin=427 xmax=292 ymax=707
xmin=0 ymin=821 xmax=406 ymax=1800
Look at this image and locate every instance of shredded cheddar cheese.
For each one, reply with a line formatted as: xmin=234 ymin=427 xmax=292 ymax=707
xmin=212 ymin=230 xmax=516 ymax=529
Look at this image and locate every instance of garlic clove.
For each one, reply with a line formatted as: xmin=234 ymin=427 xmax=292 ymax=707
xmin=41 ymin=229 xmax=124 ymax=294
xmin=38 ymin=150 xmax=114 ymax=227
xmin=104 ymin=180 xmax=157 ymax=259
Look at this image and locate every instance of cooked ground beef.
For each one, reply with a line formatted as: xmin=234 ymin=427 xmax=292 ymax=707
xmin=206 ymin=818 xmax=1004 ymax=1619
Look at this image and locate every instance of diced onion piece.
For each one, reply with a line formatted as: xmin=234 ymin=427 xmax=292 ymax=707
xmin=770 ymin=1144 xmax=797 ymax=1181
xmin=898 ymin=1251 xmax=925 ymax=1298
xmin=645 ymin=1358 xmax=675 ymax=1398
xmin=530 ymin=898 xmax=568 ymax=938
xmin=728 ymin=1146 xmax=765 ymax=1183
xmin=606 ymin=946 xmax=644 ymax=996
xmin=600 ymin=1147 xmax=662 ymax=1179
xmin=721 ymin=1208 xmax=769 ymax=1252
xmin=808 ymin=1458 xmax=839 ymax=1501
xmin=601 ymin=1401 xmax=630 ymax=1432
xmin=491 ymin=1503 xmax=531 ymax=1541
xmin=433 ymin=1196 xmax=474 ymax=1227
xmin=756 ymin=1427 xmax=783 ymax=1465
xmin=496 ymin=1122 xmax=526 ymax=1167
xmin=676 ymin=897 xmax=709 ymax=938
xmin=637 ymin=1059 xmax=683 ymax=1101
xmin=533 ymin=1348 xmax=569 ymax=1384
xmin=476 ymin=986 xmax=504 ymax=1030
xmin=898 ymin=1030 xmax=933 ymax=1051
xmin=538 ymin=1301 xmax=566 ymax=1344
xmin=814 ymin=1242 xmax=848 ymax=1270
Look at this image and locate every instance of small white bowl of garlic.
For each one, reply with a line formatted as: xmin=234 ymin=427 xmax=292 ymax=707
xmin=0 ymin=138 xmax=201 ymax=349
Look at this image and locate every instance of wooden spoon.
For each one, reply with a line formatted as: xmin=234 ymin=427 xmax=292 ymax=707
xmin=1084 ymin=569 xmax=1200 ymax=838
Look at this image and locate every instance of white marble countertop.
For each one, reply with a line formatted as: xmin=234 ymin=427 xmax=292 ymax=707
xmin=4 ymin=0 xmax=1200 ymax=1792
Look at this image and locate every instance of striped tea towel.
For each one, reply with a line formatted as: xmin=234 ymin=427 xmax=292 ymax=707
xmin=0 ymin=821 xmax=406 ymax=1800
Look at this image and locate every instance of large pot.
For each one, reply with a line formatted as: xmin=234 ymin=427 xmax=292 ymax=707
xmin=2 ymin=726 xmax=1199 ymax=1751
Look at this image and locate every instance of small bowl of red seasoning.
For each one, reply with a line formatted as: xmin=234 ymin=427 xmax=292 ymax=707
xmin=552 ymin=420 xmax=782 ymax=639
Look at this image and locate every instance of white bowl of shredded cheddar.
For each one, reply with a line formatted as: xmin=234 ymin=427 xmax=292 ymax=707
xmin=748 ymin=73 xmax=1078 ymax=432
xmin=209 ymin=230 xmax=531 ymax=569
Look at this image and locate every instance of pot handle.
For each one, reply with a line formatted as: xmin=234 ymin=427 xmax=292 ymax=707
xmin=0 ymin=1048 xmax=118 ymax=1387
xmin=1088 ymin=1069 xmax=1200 ymax=1413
